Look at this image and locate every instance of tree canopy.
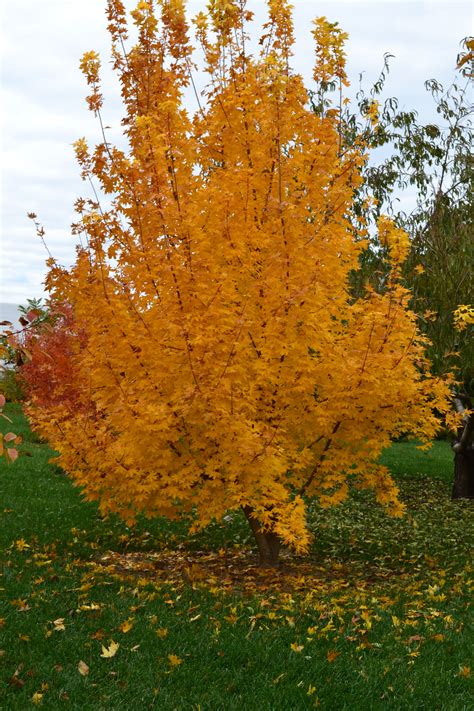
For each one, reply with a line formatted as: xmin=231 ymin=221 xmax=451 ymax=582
xmin=23 ymin=0 xmax=456 ymax=564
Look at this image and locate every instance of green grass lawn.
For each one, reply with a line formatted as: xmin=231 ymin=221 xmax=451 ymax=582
xmin=1 ymin=405 xmax=473 ymax=710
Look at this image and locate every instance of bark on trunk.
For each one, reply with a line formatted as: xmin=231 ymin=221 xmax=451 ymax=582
xmin=452 ymin=449 xmax=474 ymax=499
xmin=452 ymin=394 xmax=474 ymax=499
xmin=242 ymin=506 xmax=281 ymax=567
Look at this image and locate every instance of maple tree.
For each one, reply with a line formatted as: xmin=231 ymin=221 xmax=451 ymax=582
xmin=17 ymin=302 xmax=90 ymax=415
xmin=25 ymin=0 xmax=456 ymax=565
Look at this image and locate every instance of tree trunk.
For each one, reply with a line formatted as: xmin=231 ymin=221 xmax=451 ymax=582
xmin=242 ymin=506 xmax=281 ymax=567
xmin=452 ymin=449 xmax=474 ymax=499
xmin=452 ymin=394 xmax=474 ymax=499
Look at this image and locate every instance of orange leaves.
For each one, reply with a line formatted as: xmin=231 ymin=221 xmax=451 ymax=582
xmin=365 ymin=100 xmax=380 ymax=127
xmin=26 ymin=0 xmax=453 ymax=563
xmin=0 ymin=396 xmax=20 ymax=464
xmin=12 ymin=598 xmax=31 ymax=612
xmin=378 ymin=215 xmax=410 ymax=266
xmin=312 ymin=16 xmax=349 ymax=86
xmin=456 ymin=37 xmax=474 ymax=76
xmin=118 ymin=617 xmax=134 ymax=633
xmin=19 ymin=302 xmax=91 ymax=419
xmin=79 ymin=50 xmax=103 ymax=113
xmin=5 ymin=446 xmax=19 ymax=462
xmin=73 ymin=138 xmax=91 ymax=179
xmin=79 ymin=50 xmax=100 ymax=81
xmin=167 ymin=653 xmax=183 ymax=667
xmin=453 ymin=304 xmax=474 ymax=331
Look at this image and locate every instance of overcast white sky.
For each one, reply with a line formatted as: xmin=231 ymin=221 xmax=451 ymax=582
xmin=1 ymin=0 xmax=472 ymax=318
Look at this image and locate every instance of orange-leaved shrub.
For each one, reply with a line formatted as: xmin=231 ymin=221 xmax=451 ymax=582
xmin=19 ymin=303 xmax=90 ymax=414
xmin=27 ymin=0 xmax=457 ymax=564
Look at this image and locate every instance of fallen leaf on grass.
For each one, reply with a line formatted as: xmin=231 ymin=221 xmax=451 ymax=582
xmin=7 ymin=448 xmax=19 ymax=462
xmin=118 ymin=618 xmax=134 ymax=633
xmin=9 ymin=664 xmax=25 ymax=689
xmin=53 ymin=618 xmax=65 ymax=632
xmin=91 ymin=630 xmax=106 ymax=640
xmin=458 ymin=666 xmax=471 ymax=678
xmin=101 ymin=641 xmax=119 ymax=658
xmin=360 ymin=610 xmax=372 ymax=628
xmin=327 ymin=650 xmax=340 ymax=663
xmin=156 ymin=628 xmax=168 ymax=639
xmin=290 ymin=643 xmax=304 ymax=653
xmin=12 ymin=598 xmax=31 ymax=612
xmin=78 ymin=603 xmax=101 ymax=612
xmin=31 ymin=692 xmax=43 ymax=705
xmin=78 ymin=660 xmax=89 ymax=676
xmin=168 ymin=654 xmax=183 ymax=666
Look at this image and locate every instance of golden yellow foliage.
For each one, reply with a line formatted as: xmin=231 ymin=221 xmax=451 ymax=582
xmin=168 ymin=653 xmax=183 ymax=666
xmin=100 ymin=640 xmax=119 ymax=658
xmin=28 ymin=1 xmax=453 ymax=558
xmin=453 ymin=305 xmax=474 ymax=331
xmin=312 ymin=16 xmax=349 ymax=86
xmin=365 ymin=100 xmax=380 ymax=127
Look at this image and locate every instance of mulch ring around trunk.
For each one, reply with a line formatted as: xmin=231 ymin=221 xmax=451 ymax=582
xmin=88 ymin=547 xmax=411 ymax=597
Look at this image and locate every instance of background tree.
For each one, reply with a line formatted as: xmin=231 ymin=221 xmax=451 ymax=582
xmin=0 ymin=298 xmax=50 ymax=402
xmin=320 ymin=38 xmax=474 ymax=498
xmin=333 ymin=41 xmax=474 ymax=393
xmin=25 ymin=0 xmax=455 ymax=566
xmin=450 ymin=39 xmax=474 ymax=498
xmin=15 ymin=302 xmax=91 ymax=415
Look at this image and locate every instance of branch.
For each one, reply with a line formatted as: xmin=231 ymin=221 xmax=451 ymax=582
xmin=299 ymin=420 xmax=341 ymax=496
